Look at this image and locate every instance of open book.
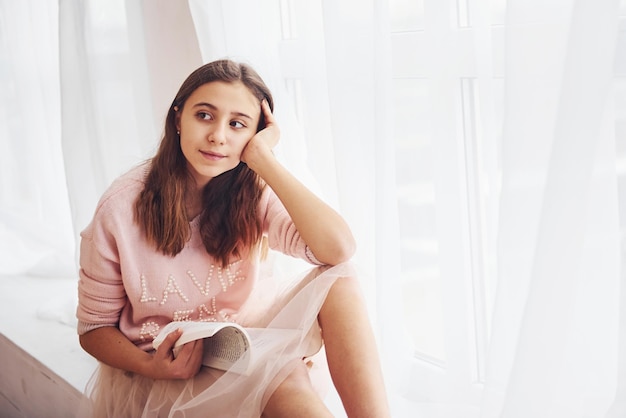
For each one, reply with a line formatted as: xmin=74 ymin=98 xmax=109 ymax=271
xmin=152 ymin=321 xmax=300 ymax=375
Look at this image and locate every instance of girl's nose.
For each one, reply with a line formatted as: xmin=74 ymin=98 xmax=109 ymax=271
xmin=208 ymin=123 xmax=226 ymax=144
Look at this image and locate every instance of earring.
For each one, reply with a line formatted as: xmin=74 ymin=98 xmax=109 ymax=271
xmin=177 ymin=130 xmax=180 ymax=135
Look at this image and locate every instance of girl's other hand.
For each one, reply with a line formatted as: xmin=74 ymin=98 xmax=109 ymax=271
xmin=150 ymin=328 xmax=204 ymax=380
xmin=241 ymin=99 xmax=279 ymax=170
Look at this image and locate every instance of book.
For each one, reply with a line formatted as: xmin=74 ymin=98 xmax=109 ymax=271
xmin=152 ymin=321 xmax=300 ymax=375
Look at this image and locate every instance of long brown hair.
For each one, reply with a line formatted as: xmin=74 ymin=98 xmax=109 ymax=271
xmin=135 ymin=59 xmax=274 ymax=267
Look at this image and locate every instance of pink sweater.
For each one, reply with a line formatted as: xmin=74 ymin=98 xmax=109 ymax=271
xmin=76 ymin=164 xmax=321 ymax=350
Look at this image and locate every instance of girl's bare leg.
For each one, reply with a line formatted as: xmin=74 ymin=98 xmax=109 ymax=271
xmin=319 ymin=276 xmax=391 ymax=418
xmin=262 ymin=360 xmax=333 ymax=418
xmin=264 ymin=275 xmax=390 ymax=418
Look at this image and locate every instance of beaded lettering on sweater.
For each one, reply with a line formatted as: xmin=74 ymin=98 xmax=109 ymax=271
xmin=138 ymin=260 xmax=244 ymax=341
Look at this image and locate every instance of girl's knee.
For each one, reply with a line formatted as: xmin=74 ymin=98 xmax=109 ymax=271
xmin=273 ymin=361 xmax=314 ymax=395
xmin=329 ymin=275 xmax=363 ymax=301
xmin=263 ymin=361 xmax=330 ymax=418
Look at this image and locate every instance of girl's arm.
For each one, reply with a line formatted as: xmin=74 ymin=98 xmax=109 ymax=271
xmin=79 ymin=326 xmax=204 ymax=380
xmin=242 ymin=100 xmax=356 ymax=266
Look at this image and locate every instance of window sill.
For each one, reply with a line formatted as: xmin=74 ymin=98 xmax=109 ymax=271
xmin=0 ymin=276 xmax=97 ymax=417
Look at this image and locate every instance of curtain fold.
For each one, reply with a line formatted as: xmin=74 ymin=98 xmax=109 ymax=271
xmin=0 ymin=0 xmax=74 ymax=276
xmin=59 ymin=0 xmax=108 ymax=246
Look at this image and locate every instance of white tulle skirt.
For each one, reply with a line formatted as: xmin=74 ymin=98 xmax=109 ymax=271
xmin=78 ymin=262 xmax=356 ymax=418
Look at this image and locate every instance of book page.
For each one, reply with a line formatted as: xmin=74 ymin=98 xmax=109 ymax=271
xmin=153 ymin=321 xmax=249 ymax=350
xmin=153 ymin=322 xmax=303 ymax=375
xmin=203 ymin=326 xmax=251 ymax=370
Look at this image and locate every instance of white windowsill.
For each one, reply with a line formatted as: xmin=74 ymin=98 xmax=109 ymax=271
xmin=0 ymin=276 xmax=97 ymax=417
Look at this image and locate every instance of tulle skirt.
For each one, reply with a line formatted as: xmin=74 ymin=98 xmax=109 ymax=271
xmin=78 ymin=262 xmax=356 ymax=418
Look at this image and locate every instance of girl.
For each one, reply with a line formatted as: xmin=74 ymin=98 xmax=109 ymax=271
xmin=76 ymin=59 xmax=390 ymax=417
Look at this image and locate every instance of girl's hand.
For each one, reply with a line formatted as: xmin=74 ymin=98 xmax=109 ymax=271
xmin=149 ymin=328 xmax=204 ymax=380
xmin=241 ymin=99 xmax=279 ymax=171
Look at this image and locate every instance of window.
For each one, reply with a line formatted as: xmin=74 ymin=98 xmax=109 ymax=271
xmin=389 ymin=0 xmax=502 ymax=401
xmin=269 ymin=0 xmax=505 ymax=403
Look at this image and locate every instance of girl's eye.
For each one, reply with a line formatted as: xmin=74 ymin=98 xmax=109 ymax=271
xmin=230 ymin=121 xmax=245 ymax=129
xmin=197 ymin=112 xmax=212 ymax=120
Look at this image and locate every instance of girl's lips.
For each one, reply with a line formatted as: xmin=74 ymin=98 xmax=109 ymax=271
xmin=200 ymin=150 xmax=225 ymax=161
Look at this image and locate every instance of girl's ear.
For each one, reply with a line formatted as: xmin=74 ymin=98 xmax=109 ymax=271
xmin=174 ymin=106 xmax=181 ymax=132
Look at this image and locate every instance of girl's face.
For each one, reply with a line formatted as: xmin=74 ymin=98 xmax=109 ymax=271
xmin=176 ymin=81 xmax=261 ymax=189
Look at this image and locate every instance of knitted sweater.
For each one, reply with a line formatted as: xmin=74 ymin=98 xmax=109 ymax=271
xmin=76 ymin=164 xmax=321 ymax=350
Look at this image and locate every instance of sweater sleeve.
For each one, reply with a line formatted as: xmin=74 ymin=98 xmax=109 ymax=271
xmin=76 ymin=195 xmax=128 ymax=335
xmin=260 ymin=187 xmax=323 ymax=265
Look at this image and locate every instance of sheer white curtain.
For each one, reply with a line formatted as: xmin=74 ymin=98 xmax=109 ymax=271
xmin=482 ymin=1 xmax=623 ymax=417
xmin=1 ymin=1 xmax=625 ymax=417
xmin=58 ymin=0 xmax=202 ymax=247
xmin=0 ymin=0 xmax=74 ymax=276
